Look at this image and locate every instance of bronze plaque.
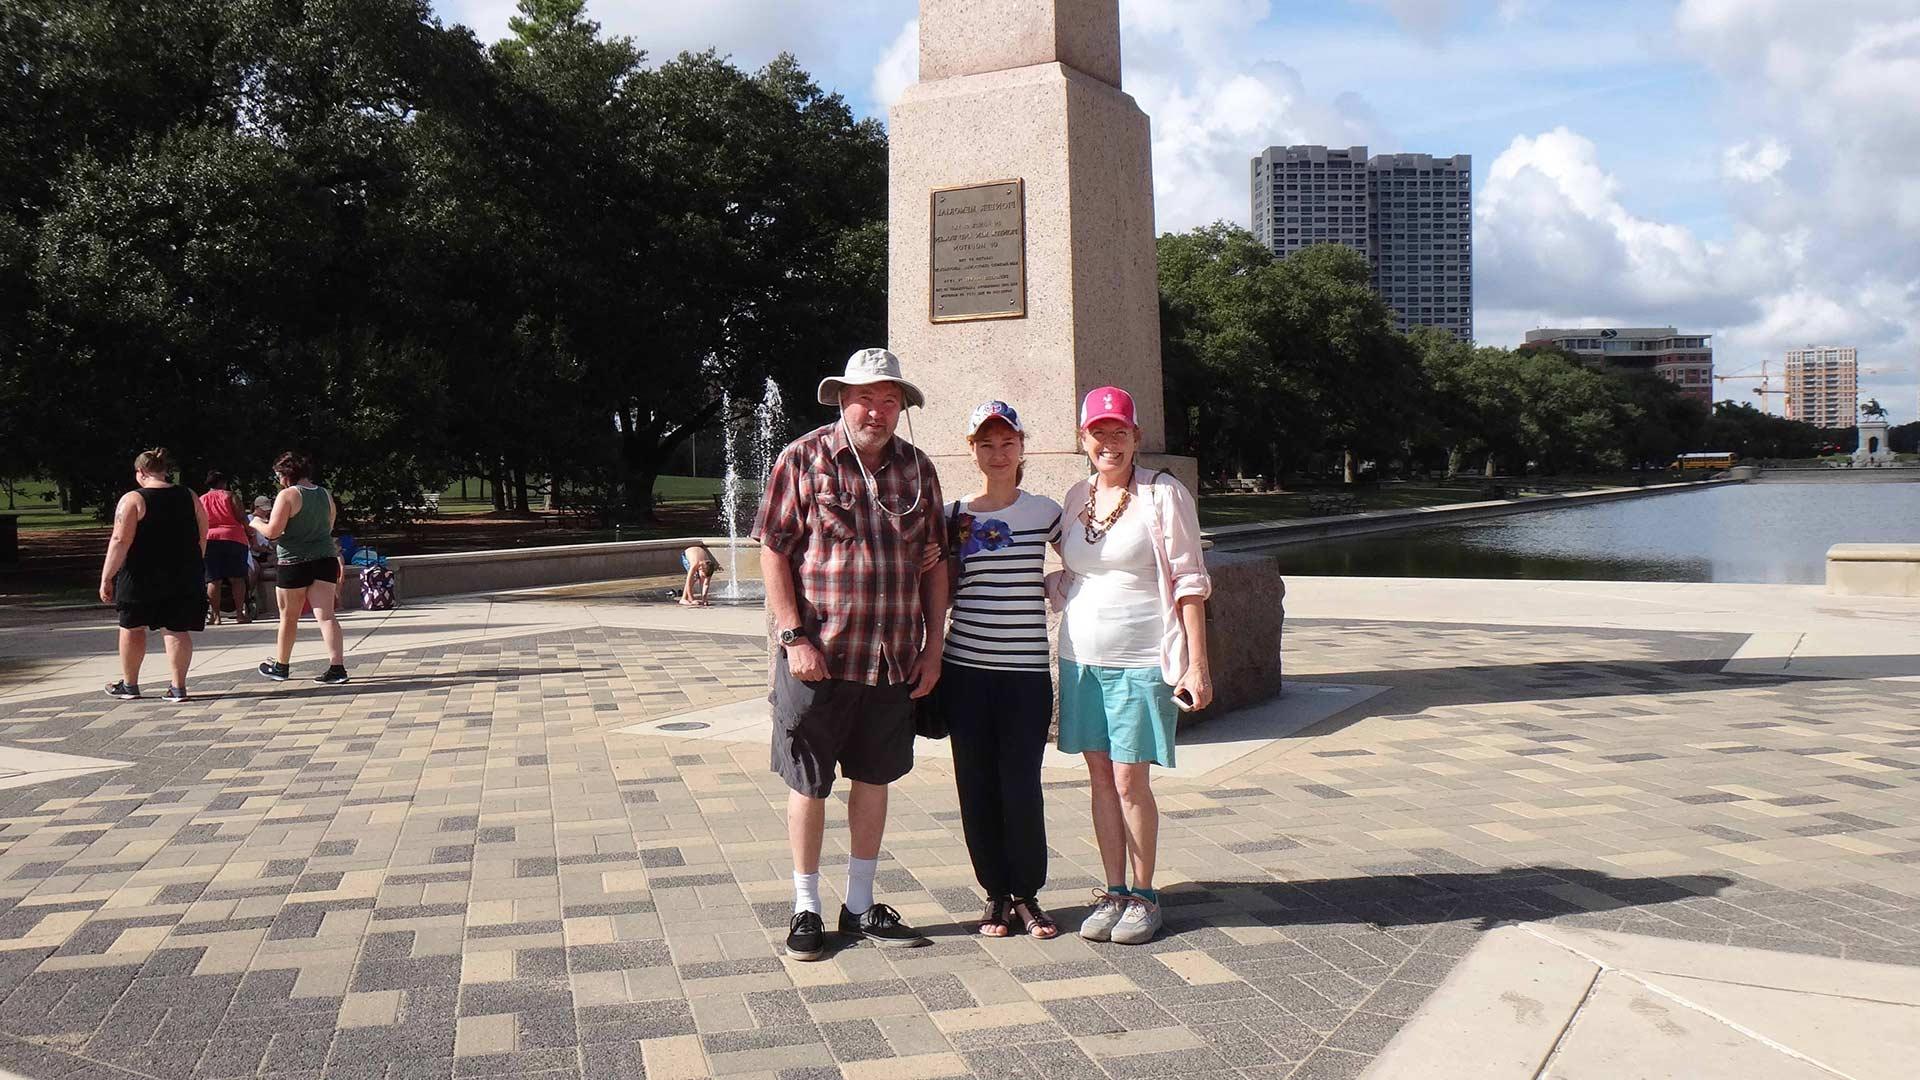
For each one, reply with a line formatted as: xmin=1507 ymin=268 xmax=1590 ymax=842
xmin=930 ymin=180 xmax=1026 ymax=322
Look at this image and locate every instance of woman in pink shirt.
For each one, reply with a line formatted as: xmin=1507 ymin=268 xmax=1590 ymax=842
xmin=200 ymin=472 xmax=252 ymax=624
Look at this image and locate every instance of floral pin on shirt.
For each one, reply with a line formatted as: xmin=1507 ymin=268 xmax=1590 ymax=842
xmin=967 ymin=518 xmax=1012 ymax=554
xmin=948 ymin=511 xmax=1012 ymax=568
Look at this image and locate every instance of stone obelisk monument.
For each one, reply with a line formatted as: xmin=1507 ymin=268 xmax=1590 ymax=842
xmin=888 ymin=0 xmax=1194 ymax=498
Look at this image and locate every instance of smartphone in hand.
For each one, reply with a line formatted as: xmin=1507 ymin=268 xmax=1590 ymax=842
xmin=1172 ymin=688 xmax=1196 ymax=712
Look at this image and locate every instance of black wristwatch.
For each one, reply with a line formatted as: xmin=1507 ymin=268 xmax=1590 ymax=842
xmin=778 ymin=627 xmax=805 ymax=647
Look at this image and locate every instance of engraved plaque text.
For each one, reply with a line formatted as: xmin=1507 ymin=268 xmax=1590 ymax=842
xmin=930 ymin=180 xmax=1026 ymax=322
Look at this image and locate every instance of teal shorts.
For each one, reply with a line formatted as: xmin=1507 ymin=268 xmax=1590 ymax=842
xmin=1057 ymin=659 xmax=1178 ymax=767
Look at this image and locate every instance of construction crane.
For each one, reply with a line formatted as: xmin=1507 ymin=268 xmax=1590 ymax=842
xmin=1713 ymin=362 xmax=1776 ymax=411
xmin=1724 ymin=365 xmax=1899 ymax=416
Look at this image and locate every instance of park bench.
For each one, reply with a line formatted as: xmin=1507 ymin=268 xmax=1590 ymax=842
xmin=402 ymin=491 xmax=441 ymax=516
xmin=1223 ymin=477 xmax=1267 ymax=493
xmin=546 ymin=491 xmax=602 ymax=527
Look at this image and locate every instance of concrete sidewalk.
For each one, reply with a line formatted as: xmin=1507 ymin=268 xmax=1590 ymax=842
xmin=0 ymin=579 xmax=1912 ymax=1079
xmin=1368 ymin=923 xmax=1920 ymax=1079
xmin=11 ymin=574 xmax=1920 ymax=708
xmin=0 ymin=587 xmax=769 ymax=705
xmin=1282 ymin=576 xmax=1920 ymax=681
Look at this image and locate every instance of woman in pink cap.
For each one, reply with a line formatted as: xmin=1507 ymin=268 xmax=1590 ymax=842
xmin=1050 ymin=385 xmax=1213 ymax=945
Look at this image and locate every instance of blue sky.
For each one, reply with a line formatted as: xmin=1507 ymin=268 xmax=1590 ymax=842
xmin=434 ymin=1 xmax=1920 ymax=421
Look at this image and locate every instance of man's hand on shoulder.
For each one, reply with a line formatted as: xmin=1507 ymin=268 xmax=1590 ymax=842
xmin=787 ymin=640 xmax=828 ymax=682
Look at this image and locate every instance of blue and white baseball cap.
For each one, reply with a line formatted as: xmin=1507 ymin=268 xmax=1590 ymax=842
xmin=966 ymin=400 xmax=1024 ymax=437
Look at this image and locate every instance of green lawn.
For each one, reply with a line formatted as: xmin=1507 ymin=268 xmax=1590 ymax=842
xmin=429 ymin=474 xmax=723 ymax=516
xmin=653 ymin=475 xmax=725 ymax=506
xmin=3 ymin=474 xmax=730 ymax=530
xmin=0 ymin=479 xmax=98 ymax=530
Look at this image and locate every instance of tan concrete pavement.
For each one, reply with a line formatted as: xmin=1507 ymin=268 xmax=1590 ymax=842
xmin=0 ymin=577 xmax=1915 ymax=1079
xmin=12 ymin=573 xmax=1920 ymax=708
xmin=0 ymin=585 xmax=770 ymax=705
xmin=1367 ymin=922 xmax=1920 ymax=1079
xmin=1281 ymin=576 xmax=1920 ymax=682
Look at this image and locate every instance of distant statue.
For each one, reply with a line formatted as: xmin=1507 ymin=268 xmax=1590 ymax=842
xmin=1852 ymin=397 xmax=1895 ymax=466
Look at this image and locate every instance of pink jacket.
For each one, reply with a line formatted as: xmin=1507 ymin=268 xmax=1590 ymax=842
xmin=1047 ymin=468 xmax=1213 ymax=684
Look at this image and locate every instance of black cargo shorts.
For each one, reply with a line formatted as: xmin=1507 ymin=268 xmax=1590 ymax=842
xmin=769 ymin=653 xmax=916 ymax=798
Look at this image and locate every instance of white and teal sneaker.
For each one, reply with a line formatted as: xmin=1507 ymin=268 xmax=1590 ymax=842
xmin=1110 ymin=896 xmax=1163 ymax=945
xmin=1079 ymin=890 xmax=1129 ymax=942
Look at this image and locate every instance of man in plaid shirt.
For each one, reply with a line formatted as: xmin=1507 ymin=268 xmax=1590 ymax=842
xmin=753 ymin=348 xmax=948 ymax=960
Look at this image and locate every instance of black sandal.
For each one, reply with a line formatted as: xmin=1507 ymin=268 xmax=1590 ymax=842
xmin=1007 ymin=897 xmax=1059 ymax=939
xmin=978 ymin=896 xmax=1011 ymax=937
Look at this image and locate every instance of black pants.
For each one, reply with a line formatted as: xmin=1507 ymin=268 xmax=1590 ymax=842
xmin=944 ymin=662 xmax=1052 ymax=899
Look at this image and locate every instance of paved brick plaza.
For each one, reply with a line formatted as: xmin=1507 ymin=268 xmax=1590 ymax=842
xmin=0 ymin=604 xmax=1916 ymax=1079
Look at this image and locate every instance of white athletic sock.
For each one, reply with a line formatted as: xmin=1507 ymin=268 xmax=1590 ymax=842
xmin=845 ymin=855 xmax=878 ymax=915
xmin=793 ymin=871 xmax=821 ymax=915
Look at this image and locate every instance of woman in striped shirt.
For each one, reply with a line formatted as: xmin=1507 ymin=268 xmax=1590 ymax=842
xmin=943 ymin=400 xmax=1064 ymax=939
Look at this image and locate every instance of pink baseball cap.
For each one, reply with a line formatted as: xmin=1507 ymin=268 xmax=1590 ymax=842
xmin=1080 ymin=386 xmax=1137 ymax=428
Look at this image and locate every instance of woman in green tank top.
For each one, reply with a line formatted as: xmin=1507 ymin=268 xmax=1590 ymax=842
xmin=252 ymin=451 xmax=350 ymax=685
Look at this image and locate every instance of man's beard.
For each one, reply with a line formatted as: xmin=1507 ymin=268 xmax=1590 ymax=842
xmin=849 ymin=424 xmax=894 ymax=455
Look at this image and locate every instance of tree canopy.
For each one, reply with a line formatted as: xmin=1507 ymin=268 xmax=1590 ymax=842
xmin=1 ymin=0 xmax=885 ymax=522
xmin=3 ymin=6 xmax=1874 ymax=522
xmin=1159 ymin=226 xmax=1722 ymax=482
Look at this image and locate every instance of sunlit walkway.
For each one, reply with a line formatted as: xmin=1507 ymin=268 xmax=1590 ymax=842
xmin=0 ymin=581 xmax=1914 ymax=1078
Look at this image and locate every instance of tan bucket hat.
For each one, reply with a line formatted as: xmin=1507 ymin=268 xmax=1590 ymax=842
xmin=816 ymin=348 xmax=927 ymax=409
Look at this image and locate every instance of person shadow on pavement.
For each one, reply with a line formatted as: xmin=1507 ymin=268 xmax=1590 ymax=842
xmin=1126 ymin=867 xmax=1737 ymax=935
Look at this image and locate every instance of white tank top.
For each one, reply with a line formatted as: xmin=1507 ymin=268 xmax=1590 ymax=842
xmin=1058 ymin=498 xmax=1161 ymax=668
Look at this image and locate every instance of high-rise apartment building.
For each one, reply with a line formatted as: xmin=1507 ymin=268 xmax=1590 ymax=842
xmin=1782 ymin=346 xmax=1858 ymax=428
xmin=1522 ymin=327 xmax=1714 ymax=403
xmin=1250 ymin=145 xmax=1473 ymax=341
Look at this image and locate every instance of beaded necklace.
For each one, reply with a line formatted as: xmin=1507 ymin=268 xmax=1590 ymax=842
xmin=1082 ymin=468 xmax=1135 ymax=544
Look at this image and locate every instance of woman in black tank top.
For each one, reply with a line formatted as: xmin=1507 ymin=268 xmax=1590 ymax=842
xmin=121 ymin=486 xmax=201 ymax=600
xmin=99 ymin=448 xmax=209 ymax=702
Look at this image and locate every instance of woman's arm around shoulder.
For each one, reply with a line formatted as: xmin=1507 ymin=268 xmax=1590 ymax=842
xmin=1043 ymin=484 xmax=1084 ymax=611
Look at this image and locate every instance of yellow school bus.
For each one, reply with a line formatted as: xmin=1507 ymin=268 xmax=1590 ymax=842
xmin=1671 ymin=452 xmax=1737 ymax=472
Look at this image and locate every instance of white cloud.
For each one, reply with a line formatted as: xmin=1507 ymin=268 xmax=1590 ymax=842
xmin=1477 ymin=120 xmax=1920 ymax=417
xmin=1122 ymin=0 xmax=1276 ymax=58
xmin=1353 ymin=0 xmax=1471 ymax=44
xmin=869 ymin=0 xmax=1383 ymax=232
xmin=1478 ymin=2 xmax=1920 ymax=418
xmin=434 ymin=0 xmax=906 ymax=74
xmin=1670 ymin=0 xmax=1920 ymax=411
xmin=1495 ymin=0 xmax=1534 ymax=23
xmin=1479 ymin=127 xmax=1771 ymax=327
xmin=1351 ymin=0 xmax=1557 ymax=43
xmin=870 ymin=19 xmax=917 ymax=109
xmin=1133 ymin=63 xmax=1379 ymax=231
xmin=1721 ymin=138 xmax=1790 ymax=183
xmin=1122 ymin=1 xmax=1387 ymax=231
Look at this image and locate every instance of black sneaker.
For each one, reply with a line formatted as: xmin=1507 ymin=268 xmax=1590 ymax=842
xmin=162 ymin=685 xmax=189 ymax=703
xmin=258 ymin=660 xmax=289 ymax=681
xmin=786 ymin=910 xmax=826 ymax=961
xmin=105 ymin=681 xmax=141 ymax=700
xmin=314 ymin=666 xmax=350 ymax=685
xmin=838 ymin=903 xmax=927 ymax=948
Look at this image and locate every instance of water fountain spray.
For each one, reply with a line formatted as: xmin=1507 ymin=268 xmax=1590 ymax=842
xmin=718 ymin=390 xmax=741 ymax=599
